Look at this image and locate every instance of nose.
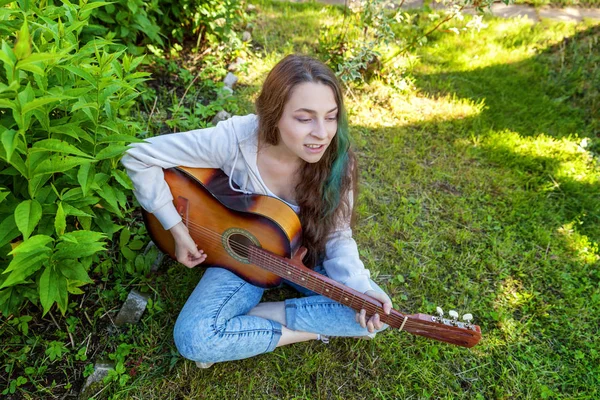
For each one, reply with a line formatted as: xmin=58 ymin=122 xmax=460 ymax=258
xmin=311 ymin=119 xmax=328 ymax=140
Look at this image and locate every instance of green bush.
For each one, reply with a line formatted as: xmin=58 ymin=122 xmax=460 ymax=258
xmin=0 ymin=1 xmax=149 ymax=316
xmin=87 ymin=0 xmax=248 ymax=55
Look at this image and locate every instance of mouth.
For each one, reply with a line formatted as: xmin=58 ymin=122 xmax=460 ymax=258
xmin=304 ymin=144 xmax=326 ymax=150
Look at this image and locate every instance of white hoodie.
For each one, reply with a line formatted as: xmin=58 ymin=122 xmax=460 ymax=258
xmin=121 ymin=114 xmax=374 ymax=293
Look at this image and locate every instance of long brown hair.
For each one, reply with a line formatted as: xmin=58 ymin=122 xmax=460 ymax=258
xmin=255 ymin=55 xmax=357 ymax=267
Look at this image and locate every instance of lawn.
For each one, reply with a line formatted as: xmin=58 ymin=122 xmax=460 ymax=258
xmin=3 ymin=0 xmax=599 ymax=398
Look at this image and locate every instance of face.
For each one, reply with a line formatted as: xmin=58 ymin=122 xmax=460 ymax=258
xmin=275 ymin=81 xmax=338 ymax=164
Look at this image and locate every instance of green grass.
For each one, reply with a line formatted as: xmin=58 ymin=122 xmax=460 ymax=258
xmin=2 ymin=1 xmax=599 ymax=398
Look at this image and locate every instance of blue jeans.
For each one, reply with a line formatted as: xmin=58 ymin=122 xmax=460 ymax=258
xmin=173 ymin=266 xmax=389 ymax=363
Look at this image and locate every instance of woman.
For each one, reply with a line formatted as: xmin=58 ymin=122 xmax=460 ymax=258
xmin=122 ymin=55 xmax=392 ymax=365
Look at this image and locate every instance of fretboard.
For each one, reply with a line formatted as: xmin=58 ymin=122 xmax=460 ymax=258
xmin=247 ymin=246 xmax=408 ymax=329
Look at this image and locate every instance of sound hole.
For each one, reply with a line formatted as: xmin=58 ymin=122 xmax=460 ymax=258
xmin=228 ymin=233 xmax=254 ymax=259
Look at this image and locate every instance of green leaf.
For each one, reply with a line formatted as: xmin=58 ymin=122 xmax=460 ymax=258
xmin=28 ymin=173 xmax=52 ymax=199
xmin=0 ymin=40 xmax=16 ymax=68
xmin=62 ymin=203 xmax=94 ymax=218
xmin=17 ymin=52 xmax=61 ymax=68
xmin=112 ymin=169 xmax=133 ymax=190
xmin=49 ymin=123 xmax=90 ymax=143
xmin=97 ymin=134 xmax=145 ymax=144
xmin=77 ymin=163 xmax=95 ymax=196
xmin=0 ymin=187 xmax=8 ymax=204
xmin=0 ymin=99 xmax=16 ymax=111
xmin=95 ymin=184 xmax=122 ymax=217
xmin=129 ymin=240 xmax=144 ymax=250
xmin=39 ymin=266 xmax=58 ymax=315
xmin=119 ymin=227 xmax=130 ymax=247
xmin=33 ymin=155 xmax=96 ymax=176
xmin=31 ymin=139 xmax=93 ymax=158
xmin=14 ymin=19 xmax=31 ymax=60
xmin=17 ymin=63 xmax=44 ymax=76
xmin=8 ymin=235 xmax=53 ymax=256
xmin=55 ymin=202 xmax=66 ymax=236
xmin=0 ymin=214 xmax=20 ymax=247
xmin=8 ymin=152 xmax=28 ymax=178
xmin=14 ymin=199 xmax=42 ymax=240
xmin=0 ymin=287 xmax=25 ymax=317
xmin=59 ymin=260 xmax=93 ymax=283
xmin=22 ymin=96 xmax=69 ymax=114
xmin=1 ymin=129 xmax=18 ymax=161
xmin=55 ymin=230 xmax=106 ymax=259
xmin=95 ymin=145 xmax=131 ymax=160
xmin=61 ymin=65 xmax=96 ymax=88
xmin=121 ymin=246 xmax=136 ymax=261
xmin=0 ymin=252 xmax=50 ymax=289
xmin=80 ymin=1 xmax=112 ymax=15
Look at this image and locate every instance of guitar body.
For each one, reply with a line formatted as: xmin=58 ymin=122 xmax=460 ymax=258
xmin=142 ymin=167 xmax=303 ymax=288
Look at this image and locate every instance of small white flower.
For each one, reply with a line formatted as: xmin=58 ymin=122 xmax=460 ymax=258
xmin=580 ymin=138 xmax=589 ymax=148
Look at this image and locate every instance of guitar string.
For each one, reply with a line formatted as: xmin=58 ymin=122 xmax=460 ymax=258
xmin=176 ymin=222 xmax=431 ymax=332
xmin=174 ymin=220 xmax=471 ymax=334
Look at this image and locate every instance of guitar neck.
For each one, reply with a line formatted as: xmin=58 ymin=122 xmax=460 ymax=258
xmin=248 ymin=246 xmax=482 ymax=348
xmin=248 ymin=246 xmax=402 ymax=325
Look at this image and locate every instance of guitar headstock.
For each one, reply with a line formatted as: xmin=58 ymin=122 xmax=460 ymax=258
xmin=405 ymin=307 xmax=482 ymax=348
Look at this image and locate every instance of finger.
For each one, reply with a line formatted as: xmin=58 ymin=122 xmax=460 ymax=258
xmin=355 ymin=312 xmax=359 ymax=323
xmin=372 ymin=313 xmax=381 ymax=330
xmin=359 ymin=309 xmax=367 ymax=328
xmin=384 ymin=301 xmax=392 ymax=315
xmin=367 ymin=319 xmax=375 ymax=333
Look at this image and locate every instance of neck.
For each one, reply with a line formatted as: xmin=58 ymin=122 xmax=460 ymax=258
xmin=259 ymin=141 xmax=304 ymax=171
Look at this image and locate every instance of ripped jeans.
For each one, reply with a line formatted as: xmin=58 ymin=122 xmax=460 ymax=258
xmin=173 ymin=266 xmax=388 ymax=363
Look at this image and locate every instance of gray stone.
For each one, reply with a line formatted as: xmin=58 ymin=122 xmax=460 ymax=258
xmin=539 ymin=7 xmax=582 ymax=22
xmin=79 ymin=362 xmax=114 ymax=399
xmin=228 ymin=57 xmax=246 ymax=72
xmin=144 ymin=241 xmax=165 ymax=273
xmin=242 ymin=31 xmax=252 ymax=42
xmin=218 ymin=86 xmax=234 ymax=98
xmin=580 ymin=8 xmax=600 ymax=20
xmin=223 ymin=72 xmax=238 ymax=89
xmin=212 ymin=110 xmax=232 ymax=126
xmin=114 ymin=290 xmax=149 ymax=326
xmin=490 ymin=4 xmax=539 ymax=22
xmin=399 ymin=0 xmax=424 ymax=10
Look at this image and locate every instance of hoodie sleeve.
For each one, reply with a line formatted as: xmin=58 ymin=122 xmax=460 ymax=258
xmin=121 ymin=117 xmax=241 ymax=230
xmin=321 ymin=190 xmax=374 ymax=294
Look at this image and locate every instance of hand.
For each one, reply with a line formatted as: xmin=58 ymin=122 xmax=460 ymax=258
xmin=169 ymin=221 xmax=207 ymax=268
xmin=355 ymin=290 xmax=393 ymax=333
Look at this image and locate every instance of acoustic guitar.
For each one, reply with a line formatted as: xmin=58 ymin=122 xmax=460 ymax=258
xmin=143 ymin=167 xmax=482 ymax=348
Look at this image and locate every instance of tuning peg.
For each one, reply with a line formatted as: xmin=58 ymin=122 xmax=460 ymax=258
xmin=449 ymin=310 xmax=458 ymax=322
xmin=436 ymin=306 xmax=444 ymax=318
xmin=462 ymin=313 xmax=473 ymax=323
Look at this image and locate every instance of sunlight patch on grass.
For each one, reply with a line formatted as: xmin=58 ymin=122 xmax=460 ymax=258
xmin=557 ymin=222 xmax=600 ymax=264
xmin=479 ymin=131 xmax=597 ymax=184
xmin=420 ymin=18 xmax=584 ymax=72
xmin=349 ymin=81 xmax=484 ymax=127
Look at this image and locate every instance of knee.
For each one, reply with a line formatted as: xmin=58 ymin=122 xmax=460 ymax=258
xmin=173 ymin=317 xmax=222 ymax=362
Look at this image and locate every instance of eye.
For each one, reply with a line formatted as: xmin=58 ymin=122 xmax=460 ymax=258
xmin=326 ymin=116 xmax=337 ymax=121
xmin=296 ymin=118 xmax=312 ymax=123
